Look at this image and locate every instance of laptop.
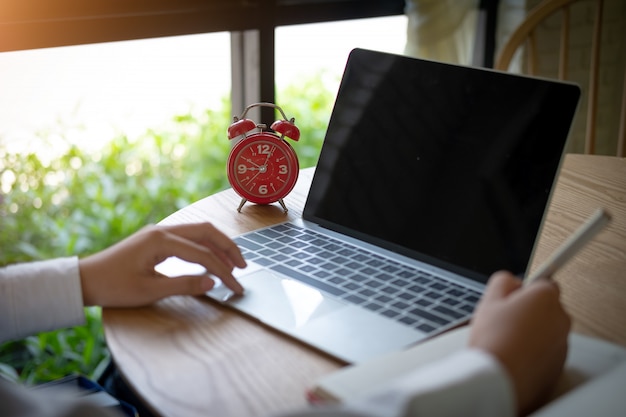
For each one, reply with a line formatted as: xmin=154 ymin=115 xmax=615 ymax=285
xmin=158 ymin=48 xmax=580 ymax=364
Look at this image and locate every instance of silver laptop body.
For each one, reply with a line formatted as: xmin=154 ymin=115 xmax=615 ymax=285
xmin=159 ymin=49 xmax=580 ymax=364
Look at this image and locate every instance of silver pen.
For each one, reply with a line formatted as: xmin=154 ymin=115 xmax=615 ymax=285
xmin=525 ymin=208 xmax=612 ymax=284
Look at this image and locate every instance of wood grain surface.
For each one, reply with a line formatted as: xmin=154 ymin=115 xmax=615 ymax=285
xmin=529 ymin=154 xmax=626 ymax=345
xmin=103 ymin=154 xmax=626 ymax=417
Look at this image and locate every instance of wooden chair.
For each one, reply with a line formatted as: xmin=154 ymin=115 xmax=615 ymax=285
xmin=495 ymin=0 xmax=626 ymax=157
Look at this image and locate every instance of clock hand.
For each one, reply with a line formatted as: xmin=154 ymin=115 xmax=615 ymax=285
xmin=243 ymin=158 xmax=262 ymax=168
xmin=246 ymin=146 xmax=275 ymax=177
xmin=263 ymin=146 xmax=276 ymax=165
xmin=244 ymin=168 xmax=263 ymax=185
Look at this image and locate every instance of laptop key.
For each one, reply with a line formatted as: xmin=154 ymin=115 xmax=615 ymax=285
xmin=343 ymin=294 xmax=367 ymax=305
xmin=320 ymin=262 xmax=339 ymax=271
xmin=447 ymin=288 xmax=466 ymax=297
xmin=417 ymin=322 xmax=436 ymax=332
xmin=338 ymin=248 xmax=356 ymax=257
xmin=391 ymin=278 xmax=410 ymax=287
xmin=313 ymin=270 xmax=332 ymax=279
xmin=408 ymin=308 xmax=450 ymax=325
xmin=366 ymin=259 xmax=384 ymax=267
xmin=430 ymin=282 xmax=448 ymax=291
xmin=407 ymin=284 xmax=427 ymax=294
xmin=381 ymin=286 xmax=400 ymax=295
xmin=434 ymin=305 xmax=465 ymax=320
xmin=397 ymin=292 xmax=417 ymax=301
xmin=271 ymin=254 xmax=289 ymax=262
xmin=458 ymin=303 xmax=475 ymax=313
xmin=398 ymin=316 xmax=418 ymax=326
xmin=441 ymin=297 xmax=460 ymax=306
xmin=328 ymin=277 xmax=346 ymax=285
xmin=271 ymin=264 xmax=346 ymax=297
xmin=345 ymin=261 xmax=363 ymax=270
xmin=246 ymin=234 xmax=272 ymax=244
xmin=298 ymin=233 xmax=319 ymax=242
xmin=424 ymin=291 xmax=443 ymax=300
xmin=298 ymin=265 xmax=317 ymax=273
xmin=364 ymin=280 xmax=384 ymax=288
xmin=282 ymin=247 xmax=299 ymax=255
xmin=352 ymin=254 xmax=370 ymax=262
xmin=342 ymin=282 xmax=361 ymax=291
xmin=358 ymin=288 xmax=377 ymax=297
xmin=382 ymin=265 xmax=400 ymax=273
xmin=376 ymin=272 xmax=394 ymax=281
xmin=235 ymin=238 xmax=263 ymax=251
xmin=324 ymin=243 xmax=342 ymax=251
xmin=381 ymin=309 xmax=400 ymax=318
xmin=293 ymin=252 xmax=311 ymax=260
xmin=375 ymin=294 xmax=393 ymax=304
xmin=363 ymin=302 xmax=383 ymax=312
xmin=267 ymin=241 xmax=286 ymax=250
xmin=255 ymin=258 xmax=277 ymax=267
xmin=330 ymin=256 xmax=350 ymax=264
xmin=351 ymin=274 xmax=369 ymax=282
xmin=465 ymin=295 xmax=479 ymax=304
xmin=243 ymin=253 xmax=260 ymax=261
xmin=398 ymin=270 xmax=417 ymax=279
xmin=416 ymin=298 xmax=433 ymax=307
xmin=258 ymin=229 xmax=281 ymax=239
xmin=392 ymin=301 xmax=410 ymax=310
xmin=360 ymin=267 xmax=378 ymax=275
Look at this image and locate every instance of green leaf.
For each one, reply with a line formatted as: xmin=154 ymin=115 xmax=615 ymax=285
xmin=0 ymin=74 xmax=330 ymax=383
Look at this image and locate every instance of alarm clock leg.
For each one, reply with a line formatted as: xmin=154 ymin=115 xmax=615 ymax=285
xmin=237 ymin=198 xmax=247 ymax=212
xmin=278 ymin=199 xmax=288 ymax=213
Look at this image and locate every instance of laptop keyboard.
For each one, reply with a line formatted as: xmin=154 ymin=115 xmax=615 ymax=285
xmin=233 ymin=223 xmax=482 ymax=334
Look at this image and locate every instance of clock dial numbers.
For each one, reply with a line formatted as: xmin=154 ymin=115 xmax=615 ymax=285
xmin=227 ymin=133 xmax=299 ymax=205
xmin=226 ymin=103 xmax=300 ymax=212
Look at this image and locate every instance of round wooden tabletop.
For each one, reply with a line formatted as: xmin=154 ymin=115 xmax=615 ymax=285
xmin=102 ymin=153 xmax=626 ymax=417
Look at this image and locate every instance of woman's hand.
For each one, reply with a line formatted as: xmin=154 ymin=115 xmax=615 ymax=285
xmin=469 ymin=271 xmax=571 ymax=416
xmin=78 ymin=222 xmax=246 ymax=307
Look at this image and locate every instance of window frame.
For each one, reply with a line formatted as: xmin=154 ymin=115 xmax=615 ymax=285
xmin=1 ymin=0 xmax=405 ymax=123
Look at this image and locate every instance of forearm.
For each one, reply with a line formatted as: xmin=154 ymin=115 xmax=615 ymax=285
xmin=0 ymin=257 xmax=85 ymax=343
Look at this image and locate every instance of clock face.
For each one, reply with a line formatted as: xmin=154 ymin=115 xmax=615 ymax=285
xmin=227 ymin=132 xmax=299 ymax=204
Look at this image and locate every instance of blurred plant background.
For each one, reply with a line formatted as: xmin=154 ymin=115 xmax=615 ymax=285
xmin=0 ymin=74 xmax=335 ymax=384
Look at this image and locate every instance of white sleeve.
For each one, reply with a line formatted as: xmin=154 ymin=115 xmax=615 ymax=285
xmin=0 ymin=257 xmax=85 ymax=343
xmin=274 ymin=349 xmax=515 ymax=417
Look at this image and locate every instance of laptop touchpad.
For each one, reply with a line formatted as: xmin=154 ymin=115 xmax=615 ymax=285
xmin=224 ymin=270 xmax=345 ymax=330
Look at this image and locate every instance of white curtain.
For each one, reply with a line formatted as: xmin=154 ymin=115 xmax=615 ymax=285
xmin=404 ymin=0 xmax=479 ymax=65
xmin=404 ymin=0 xmax=526 ymax=67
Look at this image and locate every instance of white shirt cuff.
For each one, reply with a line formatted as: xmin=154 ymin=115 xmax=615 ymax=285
xmin=346 ymin=348 xmax=516 ymax=417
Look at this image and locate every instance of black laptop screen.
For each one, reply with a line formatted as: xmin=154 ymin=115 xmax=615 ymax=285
xmin=303 ymin=49 xmax=580 ymax=283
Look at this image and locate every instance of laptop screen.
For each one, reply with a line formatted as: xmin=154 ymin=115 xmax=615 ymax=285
xmin=303 ymin=49 xmax=580 ymax=283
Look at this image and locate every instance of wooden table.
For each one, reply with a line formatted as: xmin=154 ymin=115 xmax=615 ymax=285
xmin=102 ymin=153 xmax=626 ymax=417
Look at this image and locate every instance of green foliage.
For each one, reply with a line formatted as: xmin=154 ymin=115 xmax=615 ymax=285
xmin=1 ymin=101 xmax=234 ymax=265
xmin=0 ymin=308 xmax=108 ymax=385
xmin=0 ymin=76 xmax=334 ymax=384
xmin=278 ymin=71 xmax=336 ymax=166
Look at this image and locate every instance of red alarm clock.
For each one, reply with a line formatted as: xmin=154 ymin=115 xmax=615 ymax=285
xmin=227 ymin=102 xmax=300 ymax=213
